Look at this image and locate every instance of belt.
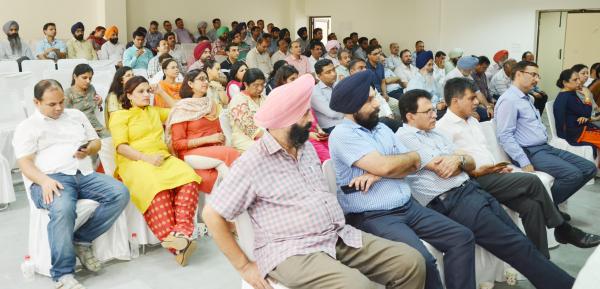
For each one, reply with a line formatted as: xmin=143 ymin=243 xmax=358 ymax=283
xmin=436 ymin=180 xmax=469 ymax=201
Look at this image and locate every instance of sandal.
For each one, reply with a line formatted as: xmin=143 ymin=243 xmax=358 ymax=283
xmin=161 ymin=232 xmax=189 ymax=251
xmin=175 ymin=239 xmax=197 ymax=267
xmin=74 ymin=244 xmax=101 ymax=272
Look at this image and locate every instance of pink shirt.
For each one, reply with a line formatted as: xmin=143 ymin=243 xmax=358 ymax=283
xmin=285 ymin=54 xmax=311 ymax=75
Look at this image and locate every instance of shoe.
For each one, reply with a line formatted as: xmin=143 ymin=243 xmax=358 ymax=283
xmin=559 ymin=210 xmax=571 ymax=222
xmin=55 ymin=274 xmax=86 ymax=289
xmin=175 ymin=239 xmax=197 ymax=267
xmin=555 ymin=226 xmax=600 ymax=248
xmin=161 ymin=232 xmax=189 ymax=251
xmin=74 ymin=244 xmax=102 ymax=272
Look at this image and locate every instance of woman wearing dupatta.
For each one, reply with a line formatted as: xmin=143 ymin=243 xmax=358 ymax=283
xmin=154 ymin=58 xmax=182 ymax=108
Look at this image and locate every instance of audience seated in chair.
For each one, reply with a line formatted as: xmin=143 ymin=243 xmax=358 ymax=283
xmin=173 ymin=18 xmax=194 ymax=44
xmin=151 ymin=58 xmax=182 ymax=108
xmin=221 ymin=43 xmax=240 ymax=79
xmin=489 ymin=58 xmax=516 ymax=100
xmin=245 ymin=34 xmax=273 ymax=78
xmin=203 ymin=74 xmax=426 ymax=289
xmin=188 ymin=41 xmax=212 ymax=72
xmin=204 ymin=59 xmax=230 ymax=109
xmin=285 ymin=40 xmax=310 ymax=76
xmin=0 ymin=20 xmax=34 ymax=62
xmin=67 ymin=22 xmax=97 ymax=60
xmin=311 ymin=59 xmax=342 ymax=134
xmin=13 ymin=79 xmax=129 ymax=289
xmin=98 ymin=26 xmax=125 ymax=67
xmin=445 ymin=55 xmax=493 ymax=121
xmin=86 ymin=26 xmax=106 ymax=51
xmin=35 ymin=22 xmax=66 ymax=61
xmin=145 ymin=21 xmax=163 ymax=53
xmin=406 ymin=50 xmax=446 ymax=119
xmin=228 ymin=68 xmax=266 ymax=153
xmin=226 ymin=61 xmax=247 ymax=101
xmin=122 ymin=29 xmax=153 ymax=70
xmin=105 ymin=66 xmax=134 ymax=128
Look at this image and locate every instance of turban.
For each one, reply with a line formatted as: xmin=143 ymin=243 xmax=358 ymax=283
xmin=448 ymin=48 xmax=463 ymax=59
xmin=457 ymin=56 xmax=478 ymax=70
xmin=297 ymin=27 xmax=307 ymax=37
xmin=193 ymin=41 xmax=212 ymax=60
xmin=71 ymin=22 xmax=84 ymax=35
xmin=254 ymin=74 xmax=315 ymax=129
xmin=104 ymin=26 xmax=118 ymax=40
xmin=325 ymin=40 xmax=340 ymax=52
xmin=330 ymin=70 xmax=375 ymax=114
xmin=3 ymin=20 xmax=18 ymax=34
xmin=416 ymin=50 xmax=434 ymax=69
xmin=197 ymin=21 xmax=207 ymax=29
xmin=216 ymin=27 xmax=229 ymax=38
xmin=493 ymin=50 xmax=509 ymax=63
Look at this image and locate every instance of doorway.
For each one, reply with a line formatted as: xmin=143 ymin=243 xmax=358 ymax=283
xmin=309 ymin=16 xmax=331 ymax=45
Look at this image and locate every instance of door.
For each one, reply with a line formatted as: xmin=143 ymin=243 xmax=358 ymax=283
xmin=309 ymin=16 xmax=331 ymax=45
xmin=563 ymin=12 xmax=600 ymax=70
xmin=536 ymin=11 xmax=567 ymax=99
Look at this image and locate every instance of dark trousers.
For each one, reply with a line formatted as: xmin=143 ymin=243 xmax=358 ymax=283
xmin=533 ymin=92 xmax=549 ymax=116
xmin=476 ymin=106 xmax=490 ymax=122
xmin=379 ymin=117 xmax=402 ymax=133
xmin=346 ymin=199 xmax=476 ymax=289
xmin=427 ymin=181 xmax=574 ymax=289
xmin=476 ymin=172 xmax=563 ymax=258
xmin=523 ymin=144 xmax=597 ymax=205
xmin=388 ymin=89 xmax=404 ymax=100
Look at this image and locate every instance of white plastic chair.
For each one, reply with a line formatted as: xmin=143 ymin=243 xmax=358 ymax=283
xmin=124 ymin=201 xmax=160 ymax=246
xmin=219 ymin=109 xmax=233 ymax=147
xmin=21 ymin=60 xmax=56 ymax=82
xmin=0 ymin=60 xmax=19 ymax=72
xmin=545 ymin=100 xmax=595 ymax=164
xmin=0 ymin=91 xmax=27 ymax=168
xmin=0 ymin=154 xmax=15 ymax=206
xmin=132 ymin=69 xmax=148 ymax=78
xmin=57 ymin=59 xmax=88 ymax=72
xmin=42 ymin=69 xmax=73 ymax=90
xmin=88 ymin=60 xmax=117 ymax=74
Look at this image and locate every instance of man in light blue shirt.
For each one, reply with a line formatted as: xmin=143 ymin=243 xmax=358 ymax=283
xmin=328 ymin=70 xmax=476 ymax=289
xmin=396 ymin=88 xmax=575 ymax=289
xmin=35 ymin=23 xmax=66 ymax=60
xmin=310 ymin=59 xmax=342 ymax=133
xmin=123 ymin=30 xmax=154 ymax=70
xmin=495 ymin=61 xmax=596 ymax=208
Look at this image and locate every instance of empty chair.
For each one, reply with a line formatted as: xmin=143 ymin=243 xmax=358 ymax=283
xmin=0 ymin=60 xmax=19 ymax=73
xmin=57 ymin=58 xmax=88 ymax=72
xmin=42 ymin=69 xmax=73 ymax=90
xmin=21 ymin=59 xmax=56 ymax=81
xmin=0 ymin=154 xmax=15 ymax=208
xmin=89 ymin=60 xmax=117 ymax=74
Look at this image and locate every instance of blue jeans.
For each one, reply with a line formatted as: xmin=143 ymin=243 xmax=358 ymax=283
xmin=346 ymin=198 xmax=476 ymax=289
xmin=30 ymin=172 xmax=129 ymax=281
xmin=523 ymin=144 xmax=597 ymax=205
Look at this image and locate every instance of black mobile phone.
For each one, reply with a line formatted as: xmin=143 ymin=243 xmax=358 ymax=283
xmin=340 ymin=185 xmax=359 ymax=194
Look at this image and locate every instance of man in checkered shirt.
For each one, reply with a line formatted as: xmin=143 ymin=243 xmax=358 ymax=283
xmin=203 ymin=74 xmax=425 ymax=289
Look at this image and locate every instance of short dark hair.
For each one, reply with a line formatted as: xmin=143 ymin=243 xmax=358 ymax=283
xmin=343 ymin=37 xmax=351 ymax=44
xmin=358 ymin=37 xmax=368 ymax=44
xmin=34 ymin=79 xmax=63 ymax=101
xmin=315 ymin=59 xmax=334 ymax=75
xmin=400 ymin=49 xmax=411 ymax=58
xmin=271 ymin=27 xmax=280 ymax=33
xmin=477 ymin=56 xmax=490 ymax=66
xmin=269 ymin=60 xmax=288 ymax=80
xmin=251 ymin=26 xmax=262 ymax=33
xmin=197 ymin=36 xmax=210 ymax=42
xmin=398 ymin=89 xmax=433 ymax=122
xmin=163 ymin=32 xmax=175 ymax=40
xmin=435 ymin=51 xmax=446 ymax=58
xmin=309 ymin=40 xmax=322 ymax=50
xmin=511 ymin=61 xmax=538 ymax=80
xmin=444 ymin=78 xmax=478 ymax=106
xmin=43 ymin=23 xmax=56 ymax=31
xmin=415 ymin=40 xmax=424 ymax=45
xmin=556 ymin=69 xmax=576 ymax=89
xmin=243 ymin=68 xmax=266 ymax=86
xmin=120 ymin=76 xmax=149 ymax=110
xmin=313 ymin=28 xmax=322 ymax=34
xmin=521 ymin=51 xmax=533 ymax=60
xmin=212 ymin=18 xmax=221 ymax=24
xmin=571 ymin=64 xmax=588 ymax=73
xmin=180 ymin=69 xmax=208 ymax=98
xmin=350 ymin=32 xmax=358 ymax=37
xmin=150 ymin=21 xmax=159 ymax=26
xmin=257 ymin=33 xmax=271 ymax=44
xmin=365 ymin=45 xmax=380 ymax=55
xmin=175 ymin=18 xmax=183 ymax=23
xmin=71 ymin=63 xmax=94 ymax=86
xmin=132 ymin=29 xmax=146 ymax=39
xmin=348 ymin=59 xmax=366 ymax=71
xmin=226 ymin=42 xmax=238 ymax=52
xmin=274 ymin=65 xmax=299 ymax=87
xmin=163 ymin=20 xmax=171 ymax=25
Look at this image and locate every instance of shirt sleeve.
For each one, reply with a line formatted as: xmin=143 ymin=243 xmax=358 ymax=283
xmin=108 ymin=110 xmax=129 ymax=148
xmin=122 ymin=49 xmax=136 ymax=67
xmin=12 ymin=121 xmax=38 ymax=159
xmin=310 ymin=88 xmax=341 ymax=118
xmin=395 ymin=130 xmax=438 ymax=169
xmin=495 ymin=98 xmax=531 ymax=167
xmin=170 ymin=122 xmax=189 ymax=154
xmin=329 ymin=128 xmax=379 ymax=168
xmin=208 ymin=158 xmax=256 ymax=221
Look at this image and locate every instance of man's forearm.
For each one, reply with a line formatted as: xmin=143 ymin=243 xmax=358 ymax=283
xmin=202 ymin=205 xmax=250 ymax=271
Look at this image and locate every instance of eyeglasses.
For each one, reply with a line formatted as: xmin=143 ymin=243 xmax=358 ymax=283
xmin=521 ymin=71 xmax=541 ymax=79
xmin=414 ymin=108 xmax=437 ymax=116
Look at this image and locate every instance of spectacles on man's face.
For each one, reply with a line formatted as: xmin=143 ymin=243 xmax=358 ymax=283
xmin=521 ymin=71 xmax=541 ymax=79
xmin=414 ymin=107 xmax=437 ymax=116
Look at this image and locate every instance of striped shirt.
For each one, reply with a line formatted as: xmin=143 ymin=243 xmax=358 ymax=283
xmin=329 ymin=120 xmax=417 ymax=213
xmin=395 ymin=124 xmax=469 ymax=206
xmin=208 ymin=132 xmax=362 ymax=277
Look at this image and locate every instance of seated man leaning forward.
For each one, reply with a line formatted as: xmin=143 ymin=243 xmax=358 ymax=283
xmin=13 ymin=79 xmax=129 ymax=289
xmin=328 ymin=70 xmax=476 ymax=289
xmin=395 ymin=88 xmax=576 ymax=289
xmin=202 ymin=74 xmax=425 ymax=289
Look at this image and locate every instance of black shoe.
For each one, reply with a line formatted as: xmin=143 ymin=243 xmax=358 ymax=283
xmin=559 ymin=210 xmax=571 ymax=222
xmin=555 ymin=226 xmax=600 ymax=248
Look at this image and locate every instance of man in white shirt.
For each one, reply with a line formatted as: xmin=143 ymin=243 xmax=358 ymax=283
xmin=308 ymin=40 xmax=324 ymax=75
xmin=98 ymin=26 xmax=125 ymax=66
xmin=270 ymin=38 xmax=290 ymax=64
xmin=445 ymin=56 xmax=494 ymax=121
xmin=489 ymin=58 xmax=516 ymax=100
xmin=394 ymin=49 xmax=418 ymax=88
xmin=245 ymin=26 xmax=261 ymax=49
xmin=13 ymin=80 xmax=129 ymax=289
xmin=433 ymin=51 xmax=446 ymax=87
xmin=436 ymin=77 xmax=600 ymax=257
xmin=164 ymin=32 xmax=187 ymax=68
xmin=486 ymin=50 xmax=508 ymax=83
xmin=245 ymin=35 xmax=272 ymax=78
xmin=385 ymin=42 xmax=402 ymax=72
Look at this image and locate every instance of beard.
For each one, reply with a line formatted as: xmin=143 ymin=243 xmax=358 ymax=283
xmin=109 ymin=38 xmax=119 ymax=44
xmin=7 ymin=33 xmax=22 ymax=54
xmin=74 ymin=34 xmax=84 ymax=41
xmin=288 ymin=122 xmax=312 ymax=149
xmin=354 ymin=109 xmax=380 ymax=130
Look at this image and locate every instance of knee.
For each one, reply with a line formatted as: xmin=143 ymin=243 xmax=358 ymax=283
xmin=455 ymin=227 xmax=475 ymax=249
xmin=583 ymin=162 xmax=597 ymax=179
xmin=50 ymin=200 xmax=77 ymax=223
xmin=338 ymin=273 xmax=375 ymax=289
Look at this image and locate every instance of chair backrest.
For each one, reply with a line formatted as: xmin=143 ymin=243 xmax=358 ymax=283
xmin=42 ymin=69 xmax=73 ymax=90
xmin=132 ymin=69 xmax=148 ymax=78
xmin=479 ymin=120 xmax=511 ymax=163
xmin=545 ymin=100 xmax=558 ymax=139
xmin=21 ymin=60 xmax=56 ymax=82
xmin=0 ymin=91 xmax=26 ymax=123
xmin=0 ymin=72 xmax=35 ymax=110
xmin=0 ymin=60 xmax=19 ymax=73
xmin=321 ymin=159 xmax=338 ymax=195
xmin=219 ymin=109 xmax=233 ymax=147
xmin=56 ymin=59 xmax=88 ymax=72
xmin=88 ymin=60 xmax=117 ymax=74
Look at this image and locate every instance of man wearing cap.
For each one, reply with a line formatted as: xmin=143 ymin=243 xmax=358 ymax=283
xmin=328 ymin=70 xmax=475 ymax=289
xmin=490 ymin=58 xmax=517 ymax=100
xmin=36 ymin=23 xmax=67 ymax=60
xmin=395 ymin=88 xmax=577 ymax=289
xmin=212 ymin=27 xmax=229 ymax=57
xmin=486 ymin=49 xmax=509 ymax=82
xmin=445 ymin=55 xmax=493 ymax=121
xmin=67 ymin=22 xmax=97 ymax=60
xmin=99 ymin=26 xmax=125 ymax=67
xmin=394 ymin=49 xmax=418 ymax=88
xmin=407 ymin=51 xmax=445 ymax=119
xmin=445 ymin=48 xmax=463 ymax=74
xmin=324 ymin=40 xmax=340 ymax=67
xmin=195 ymin=21 xmax=209 ymax=42
xmin=203 ymin=74 xmax=426 ymax=289
xmin=0 ymin=20 xmax=34 ymax=61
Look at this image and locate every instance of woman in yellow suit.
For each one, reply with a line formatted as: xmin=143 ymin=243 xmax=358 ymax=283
xmin=109 ymin=75 xmax=202 ymax=266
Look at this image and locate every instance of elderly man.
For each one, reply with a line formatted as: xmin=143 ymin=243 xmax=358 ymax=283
xmin=0 ymin=20 xmax=34 ymax=61
xmin=203 ymin=74 xmax=425 ymax=289
xmin=394 ymin=49 xmax=418 ymax=88
xmin=99 ymin=26 xmax=125 ymax=66
xmin=13 ymin=79 xmax=129 ymax=289
xmin=285 ymin=41 xmax=311 ymax=75
xmin=445 ymin=56 xmax=493 ymax=121
xmin=270 ymin=38 xmax=290 ymax=64
xmin=486 ymin=49 xmax=508 ymax=82
xmin=123 ymin=29 xmax=153 ymax=69
xmin=194 ymin=21 xmax=208 ymax=42
xmin=173 ymin=18 xmax=194 ymax=44
xmin=445 ymin=48 xmax=463 ymax=74
xmin=406 ymin=51 xmax=445 ymax=119
xmin=324 ymin=40 xmax=340 ymax=67
xmin=36 ymin=22 xmax=66 ymax=60
xmin=66 ymin=22 xmax=97 ymax=60
xmin=490 ymin=58 xmax=517 ymax=100
xmin=437 ymin=78 xmax=600 ymax=257
xmin=146 ymin=21 xmax=163 ymax=51
xmin=396 ymin=89 xmax=576 ymax=289
xmin=296 ymin=27 xmax=309 ymax=53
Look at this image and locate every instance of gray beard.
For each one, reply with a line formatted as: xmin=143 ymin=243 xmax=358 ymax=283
xmin=8 ymin=35 xmax=22 ymax=55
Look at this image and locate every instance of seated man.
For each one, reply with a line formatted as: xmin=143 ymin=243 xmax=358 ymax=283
xmin=123 ymin=29 xmax=153 ymax=69
xmin=245 ymin=34 xmax=272 ymax=78
xmin=328 ymin=70 xmax=477 ymax=289
xmin=311 ymin=59 xmax=343 ymax=133
xmin=436 ymin=78 xmax=600 ymax=257
xmin=396 ymin=89 xmax=576 ymax=289
xmin=394 ymin=49 xmax=418 ymax=88
xmin=0 ymin=20 xmax=34 ymax=61
xmin=495 ymin=61 xmax=598 ymax=219
xmin=36 ymin=22 xmax=67 ymax=61
xmin=67 ymin=22 xmax=97 ymax=60
xmin=98 ymin=26 xmax=125 ymax=67
xmin=173 ymin=18 xmax=194 ymax=44
xmin=445 ymin=56 xmax=493 ymax=121
xmin=489 ymin=58 xmax=516 ymax=100
xmin=13 ymin=80 xmax=129 ymax=289
xmin=220 ymin=43 xmax=239 ymax=78
xmin=203 ymin=74 xmax=425 ymax=289
xmin=285 ymin=41 xmax=310 ymax=75
xmin=406 ymin=50 xmax=445 ymax=119
xmin=486 ymin=49 xmax=508 ymax=83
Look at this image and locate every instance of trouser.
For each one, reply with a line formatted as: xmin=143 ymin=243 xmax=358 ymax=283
xmin=533 ymin=92 xmax=549 ymax=116
xmin=476 ymin=172 xmax=563 ymax=258
xmin=388 ymin=88 xmax=404 ymax=101
xmin=427 ymin=180 xmax=575 ymax=289
xmin=523 ymin=144 xmax=597 ymax=205
xmin=268 ymin=232 xmax=426 ymax=289
xmin=143 ymin=182 xmax=200 ymax=241
xmin=30 ymin=172 xmax=129 ymax=281
xmin=476 ymin=106 xmax=490 ymax=122
xmin=346 ymin=199 xmax=475 ymax=289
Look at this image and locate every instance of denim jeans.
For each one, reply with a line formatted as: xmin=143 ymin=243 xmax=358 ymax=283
xmin=30 ymin=171 xmax=129 ymax=281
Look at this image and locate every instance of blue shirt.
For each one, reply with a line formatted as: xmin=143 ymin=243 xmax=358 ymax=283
xmin=329 ymin=120 xmax=413 ymax=213
xmin=122 ymin=46 xmax=154 ymax=69
xmin=495 ymin=85 xmax=548 ymax=167
xmin=366 ymin=61 xmax=384 ymax=93
xmin=310 ymin=81 xmax=343 ymax=129
xmin=35 ymin=38 xmax=66 ymax=60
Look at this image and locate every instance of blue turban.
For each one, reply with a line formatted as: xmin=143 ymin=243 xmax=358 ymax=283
xmin=416 ymin=50 xmax=434 ymax=69
xmin=71 ymin=22 xmax=84 ymax=35
xmin=330 ymin=70 xmax=375 ymax=114
xmin=457 ymin=56 xmax=478 ymax=70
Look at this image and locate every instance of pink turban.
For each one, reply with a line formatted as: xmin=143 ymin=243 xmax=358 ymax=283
xmin=193 ymin=41 xmax=212 ymax=60
xmin=254 ymin=74 xmax=316 ymax=129
xmin=325 ymin=40 xmax=340 ymax=52
xmin=493 ymin=50 xmax=509 ymax=63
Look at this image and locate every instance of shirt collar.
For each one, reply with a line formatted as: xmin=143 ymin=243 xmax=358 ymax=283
xmin=444 ymin=109 xmax=469 ymax=124
xmin=34 ymin=109 xmax=65 ymax=121
xmin=508 ymin=85 xmax=528 ymax=99
xmin=261 ymin=131 xmax=307 ymax=157
xmin=341 ymin=118 xmax=384 ymax=133
xmin=317 ymin=80 xmax=333 ymax=90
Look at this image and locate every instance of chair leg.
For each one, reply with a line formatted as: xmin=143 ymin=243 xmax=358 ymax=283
xmin=0 ymin=203 xmax=8 ymax=211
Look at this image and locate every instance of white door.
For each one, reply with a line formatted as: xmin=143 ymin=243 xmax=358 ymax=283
xmin=563 ymin=12 xmax=600 ymax=70
xmin=536 ymin=11 xmax=567 ymax=100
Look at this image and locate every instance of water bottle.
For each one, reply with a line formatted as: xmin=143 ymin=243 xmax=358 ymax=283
xmin=130 ymin=233 xmax=140 ymax=259
xmin=21 ymin=255 xmax=35 ymax=281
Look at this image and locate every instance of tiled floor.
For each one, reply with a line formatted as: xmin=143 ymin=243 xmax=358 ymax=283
xmin=1 ymin=172 xmax=599 ymax=289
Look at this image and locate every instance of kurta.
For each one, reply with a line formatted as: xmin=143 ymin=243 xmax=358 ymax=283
xmin=109 ymin=106 xmax=202 ymax=212
xmin=228 ymin=91 xmax=265 ymax=152
xmin=155 ymin=80 xmax=182 ymax=108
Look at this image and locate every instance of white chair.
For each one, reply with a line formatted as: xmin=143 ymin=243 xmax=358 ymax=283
xmin=57 ymin=59 xmax=88 ymax=72
xmin=91 ymin=70 xmax=116 ymax=127
xmin=0 ymin=71 xmax=35 ymax=109
xmin=0 ymin=154 xmax=16 ymax=207
xmin=219 ymin=109 xmax=233 ymax=147
xmin=124 ymin=201 xmax=160 ymax=246
xmin=546 ymin=100 xmax=595 ymax=162
xmin=0 ymin=91 xmax=27 ymax=168
xmin=0 ymin=60 xmax=19 ymax=72
xmin=42 ymin=69 xmax=73 ymax=90
xmin=88 ymin=60 xmax=117 ymax=74
xmin=573 ymin=246 xmax=600 ymax=288
xmin=132 ymin=69 xmax=148 ymax=78
xmin=21 ymin=60 xmax=56 ymax=82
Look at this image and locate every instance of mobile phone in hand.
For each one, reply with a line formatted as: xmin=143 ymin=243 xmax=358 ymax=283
xmin=340 ymin=185 xmax=359 ymax=194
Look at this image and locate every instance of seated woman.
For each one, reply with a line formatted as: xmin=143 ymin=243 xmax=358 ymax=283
xmin=265 ymin=60 xmax=288 ymax=95
xmin=203 ymin=59 xmax=229 ymax=109
xmin=105 ymin=66 xmax=134 ymax=128
xmin=554 ymin=68 xmax=600 ymax=160
xmin=152 ymin=58 xmax=182 ymax=108
xmin=166 ymin=69 xmax=240 ymax=194
xmin=109 ymin=76 xmax=202 ymax=266
xmin=273 ymin=65 xmax=330 ymax=162
xmin=228 ymin=68 xmax=266 ymax=152
xmin=226 ymin=61 xmax=247 ymax=101
xmin=572 ymin=64 xmax=597 ymax=110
